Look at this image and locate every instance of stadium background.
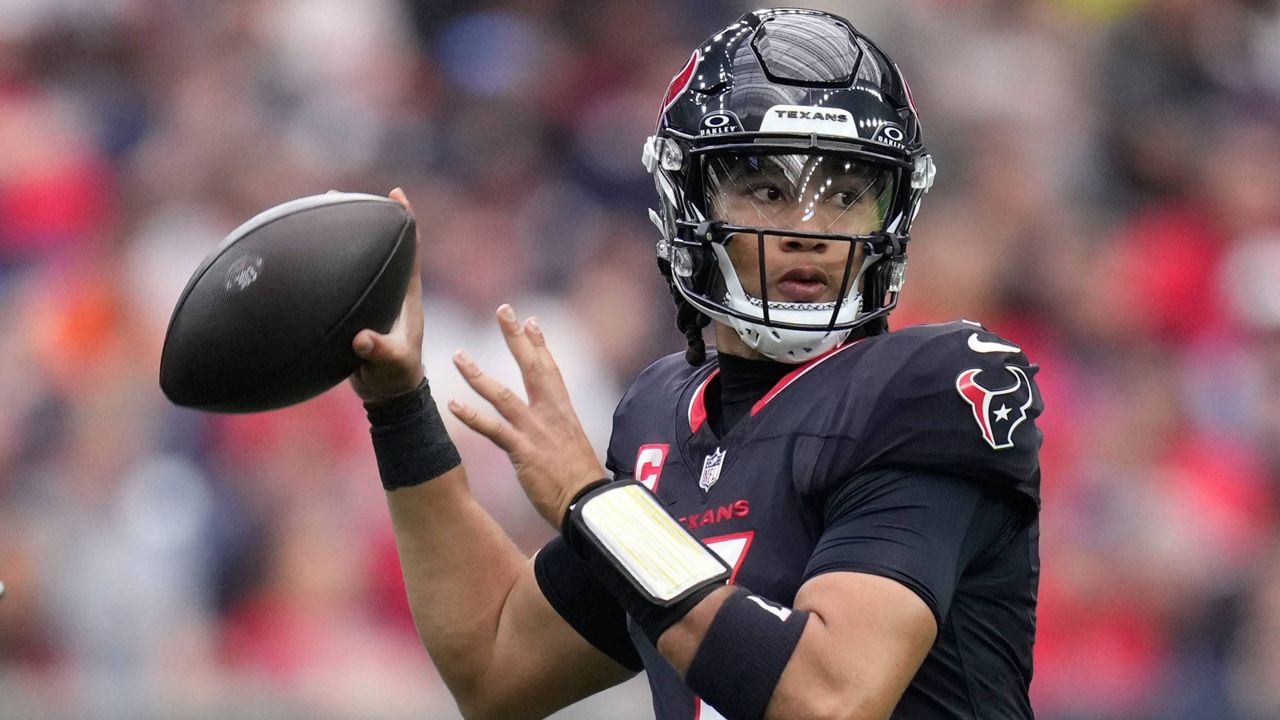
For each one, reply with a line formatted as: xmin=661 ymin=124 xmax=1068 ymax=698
xmin=1 ymin=0 xmax=1279 ymax=717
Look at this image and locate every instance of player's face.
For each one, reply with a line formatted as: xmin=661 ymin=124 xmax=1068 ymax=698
xmin=705 ymin=153 xmax=892 ymax=304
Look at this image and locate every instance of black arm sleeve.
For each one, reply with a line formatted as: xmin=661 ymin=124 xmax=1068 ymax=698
xmin=533 ymin=535 xmax=644 ymax=672
xmin=803 ymin=468 xmax=1022 ymax=628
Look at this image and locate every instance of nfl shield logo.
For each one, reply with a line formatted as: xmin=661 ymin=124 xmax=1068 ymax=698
xmin=699 ymin=447 xmax=726 ymax=493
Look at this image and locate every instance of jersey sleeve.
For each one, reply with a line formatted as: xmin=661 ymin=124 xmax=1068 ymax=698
xmin=809 ymin=323 xmax=1043 ymax=512
xmin=605 ymin=371 xmax=645 ymax=481
xmin=534 ymin=536 xmax=644 ymax=672
xmin=802 ymin=468 xmax=1023 ymax=627
xmin=604 ymin=351 xmax=701 ymax=483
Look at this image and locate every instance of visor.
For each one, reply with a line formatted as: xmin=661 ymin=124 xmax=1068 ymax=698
xmin=704 ymin=152 xmax=895 ymax=235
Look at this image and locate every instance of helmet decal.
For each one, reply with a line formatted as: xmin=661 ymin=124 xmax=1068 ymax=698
xmin=871 ymin=123 xmax=907 ymax=149
xmin=899 ymin=68 xmax=921 ymax=118
xmin=658 ymin=49 xmax=700 ymax=128
xmin=759 ymin=105 xmax=858 ymax=139
xmin=699 ymin=111 xmax=744 ymax=136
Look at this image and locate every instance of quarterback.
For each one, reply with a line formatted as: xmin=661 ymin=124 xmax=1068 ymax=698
xmin=350 ymin=8 xmax=1042 ymax=720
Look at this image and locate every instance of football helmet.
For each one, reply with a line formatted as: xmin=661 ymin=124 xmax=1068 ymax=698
xmin=644 ymin=8 xmax=935 ymax=363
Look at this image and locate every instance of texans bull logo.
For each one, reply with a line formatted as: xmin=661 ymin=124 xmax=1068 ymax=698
xmin=955 ymin=366 xmax=1033 ymax=450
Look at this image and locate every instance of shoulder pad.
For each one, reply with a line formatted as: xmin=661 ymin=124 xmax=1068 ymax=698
xmin=823 ymin=322 xmax=1042 ymax=509
xmin=605 ymin=351 xmax=710 ymax=476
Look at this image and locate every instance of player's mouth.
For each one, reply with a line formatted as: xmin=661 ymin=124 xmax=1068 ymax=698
xmin=774 ymin=267 xmax=831 ymax=303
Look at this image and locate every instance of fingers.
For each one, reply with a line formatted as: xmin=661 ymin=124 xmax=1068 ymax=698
xmin=525 ymin=317 xmax=546 ymax=349
xmin=389 ymin=187 xmax=421 ymax=275
xmin=522 ymin=316 xmax=570 ymax=399
xmin=353 ymin=330 xmax=377 ymax=358
xmin=353 ymin=329 xmax=396 ymax=363
xmin=386 ymin=186 xmax=424 ymax=339
xmin=523 ymin=317 xmax=559 ymax=370
xmin=496 ymin=304 xmax=540 ymax=373
xmin=497 ymin=305 xmax=571 ymax=402
xmin=448 ymin=399 xmax=519 ymax=454
xmin=389 ymin=186 xmax=413 ymax=212
xmin=352 ymin=327 xmax=421 ymax=376
xmin=453 ymin=349 xmax=531 ymax=424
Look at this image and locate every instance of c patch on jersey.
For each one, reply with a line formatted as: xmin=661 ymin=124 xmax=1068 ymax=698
xmin=634 ymin=444 xmax=670 ymax=492
xmin=955 ymin=366 xmax=1033 ymax=450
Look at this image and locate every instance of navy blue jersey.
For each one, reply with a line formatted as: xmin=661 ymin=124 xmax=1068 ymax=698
xmin=540 ymin=321 xmax=1042 ymax=719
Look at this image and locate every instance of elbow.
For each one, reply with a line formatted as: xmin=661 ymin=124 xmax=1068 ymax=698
xmin=831 ymin=690 xmax=895 ymax=720
xmin=457 ymin=702 xmax=498 ymax=720
xmin=451 ymin=685 xmax=488 ymax=720
xmin=773 ymin=684 xmax=892 ymax=720
xmin=806 ymin=702 xmax=888 ymax=720
xmin=456 ymin=688 xmax=544 ymax=720
xmin=457 ymin=696 xmax=515 ymax=720
xmin=449 ymin=676 xmax=504 ymax=720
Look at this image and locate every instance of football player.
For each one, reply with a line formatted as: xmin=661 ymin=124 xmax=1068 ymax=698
xmin=351 ymin=8 xmax=1042 ymax=720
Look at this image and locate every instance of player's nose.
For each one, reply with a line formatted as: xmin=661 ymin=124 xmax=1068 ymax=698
xmin=780 ymin=232 xmax=828 ymax=253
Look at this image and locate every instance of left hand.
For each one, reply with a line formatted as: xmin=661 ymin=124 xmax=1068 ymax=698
xmin=448 ymin=304 xmax=607 ymax=527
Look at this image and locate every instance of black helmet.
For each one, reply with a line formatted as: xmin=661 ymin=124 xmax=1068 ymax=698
xmin=644 ymin=7 xmax=935 ymax=363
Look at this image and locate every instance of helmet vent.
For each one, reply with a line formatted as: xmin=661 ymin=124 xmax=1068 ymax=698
xmin=752 ymin=14 xmax=860 ymax=86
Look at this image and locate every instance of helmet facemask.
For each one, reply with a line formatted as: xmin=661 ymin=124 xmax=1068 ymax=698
xmin=659 ymin=148 xmax=909 ymax=363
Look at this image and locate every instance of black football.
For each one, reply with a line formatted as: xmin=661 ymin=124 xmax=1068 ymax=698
xmin=160 ymin=192 xmax=416 ymax=412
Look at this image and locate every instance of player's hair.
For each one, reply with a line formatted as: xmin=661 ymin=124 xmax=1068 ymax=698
xmin=676 ymin=293 xmax=712 ymax=366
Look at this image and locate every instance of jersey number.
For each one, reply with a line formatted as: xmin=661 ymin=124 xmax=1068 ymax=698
xmin=694 ymin=532 xmax=755 ymax=720
xmin=704 ymin=531 xmax=753 ymax=584
xmin=695 ymin=700 xmax=729 ymax=720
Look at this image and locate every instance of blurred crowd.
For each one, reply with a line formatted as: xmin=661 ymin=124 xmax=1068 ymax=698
xmin=0 ymin=0 xmax=1278 ymax=718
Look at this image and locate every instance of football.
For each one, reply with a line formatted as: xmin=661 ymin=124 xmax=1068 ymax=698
xmin=159 ymin=192 xmax=416 ymax=413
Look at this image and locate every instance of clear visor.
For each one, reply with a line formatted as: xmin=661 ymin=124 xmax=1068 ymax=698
xmin=704 ymin=152 xmax=896 ymax=234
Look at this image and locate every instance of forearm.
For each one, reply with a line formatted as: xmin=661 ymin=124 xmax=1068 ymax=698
xmin=655 ymin=588 xmax=838 ymax=720
xmin=655 ymin=592 xmax=874 ymax=720
xmin=655 ymin=574 xmax=934 ymax=720
xmin=384 ymin=465 xmax=530 ymax=705
xmin=387 ymin=467 xmax=637 ymax=719
xmin=364 ymin=380 xmax=535 ymax=707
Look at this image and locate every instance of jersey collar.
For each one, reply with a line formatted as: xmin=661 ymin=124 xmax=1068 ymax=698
xmin=687 ymin=368 xmax=720 ymax=434
xmin=687 ymin=339 xmax=865 ymax=433
xmin=750 ymin=340 xmax=863 ymax=417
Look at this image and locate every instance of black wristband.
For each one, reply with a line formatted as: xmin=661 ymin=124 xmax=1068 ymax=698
xmin=365 ymin=378 xmax=462 ymax=490
xmin=685 ymin=588 xmax=810 ymax=720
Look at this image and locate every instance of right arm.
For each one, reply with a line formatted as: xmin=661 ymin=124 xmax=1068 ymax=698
xmin=350 ymin=189 xmax=635 ymax=720
xmin=385 ymin=471 xmax=634 ymax=720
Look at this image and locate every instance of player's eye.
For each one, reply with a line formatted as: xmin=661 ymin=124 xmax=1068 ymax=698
xmin=828 ymin=187 xmax=869 ymax=209
xmin=748 ymin=185 xmax=786 ymax=203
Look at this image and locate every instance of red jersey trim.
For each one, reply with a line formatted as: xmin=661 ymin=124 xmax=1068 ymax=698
xmin=688 ymin=369 xmax=721 ymax=433
xmin=750 ymin=341 xmax=862 ymax=417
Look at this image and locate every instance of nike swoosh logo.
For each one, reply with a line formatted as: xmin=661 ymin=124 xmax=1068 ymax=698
xmin=967 ymin=333 xmax=1022 ymax=354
